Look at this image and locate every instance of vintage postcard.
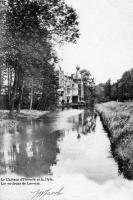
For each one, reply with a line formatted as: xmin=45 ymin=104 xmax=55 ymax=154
xmin=0 ymin=0 xmax=133 ymax=200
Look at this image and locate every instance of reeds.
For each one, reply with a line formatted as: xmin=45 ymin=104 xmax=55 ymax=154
xmin=96 ymin=101 xmax=133 ymax=180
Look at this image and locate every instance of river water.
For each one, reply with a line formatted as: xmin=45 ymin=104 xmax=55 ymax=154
xmin=0 ymin=109 xmax=133 ymax=200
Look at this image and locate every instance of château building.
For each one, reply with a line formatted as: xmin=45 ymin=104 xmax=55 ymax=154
xmin=57 ymin=66 xmax=84 ymax=105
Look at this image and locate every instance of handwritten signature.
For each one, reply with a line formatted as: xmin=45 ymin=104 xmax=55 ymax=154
xmin=31 ymin=187 xmax=64 ymax=200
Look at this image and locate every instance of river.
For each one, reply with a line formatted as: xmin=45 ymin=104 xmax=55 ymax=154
xmin=0 ymin=109 xmax=133 ymax=200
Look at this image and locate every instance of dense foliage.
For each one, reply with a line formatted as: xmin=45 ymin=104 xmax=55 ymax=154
xmin=95 ymin=68 xmax=133 ymax=103
xmin=80 ymin=69 xmax=95 ymax=105
xmin=0 ymin=0 xmax=79 ymax=113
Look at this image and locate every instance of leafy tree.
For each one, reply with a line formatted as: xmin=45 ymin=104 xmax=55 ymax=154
xmin=110 ymin=69 xmax=133 ymax=102
xmin=104 ymin=79 xmax=111 ymax=101
xmin=1 ymin=0 xmax=79 ymax=114
xmin=80 ymin=69 xmax=95 ymax=103
xmin=94 ymin=83 xmax=106 ymax=103
xmin=97 ymin=68 xmax=133 ymax=103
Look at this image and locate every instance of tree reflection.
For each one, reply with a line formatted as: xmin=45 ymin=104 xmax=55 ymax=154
xmin=0 ymin=110 xmax=97 ymax=177
xmin=82 ymin=111 xmax=97 ymax=135
xmin=0 ymin=124 xmax=64 ymax=177
xmin=70 ymin=110 xmax=97 ymax=139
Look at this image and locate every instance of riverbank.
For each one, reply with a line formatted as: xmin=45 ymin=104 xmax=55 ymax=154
xmin=96 ymin=101 xmax=133 ymax=179
xmin=0 ymin=110 xmax=49 ymax=128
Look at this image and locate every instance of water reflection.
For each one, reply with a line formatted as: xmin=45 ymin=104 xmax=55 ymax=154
xmin=0 ymin=109 xmax=117 ymax=183
xmin=69 ymin=110 xmax=97 ymax=139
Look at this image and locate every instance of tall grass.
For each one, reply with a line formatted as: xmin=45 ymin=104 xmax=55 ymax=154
xmin=96 ymin=101 xmax=133 ymax=180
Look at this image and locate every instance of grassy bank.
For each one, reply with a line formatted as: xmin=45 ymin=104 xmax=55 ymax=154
xmin=0 ymin=110 xmax=49 ymax=129
xmin=96 ymin=101 xmax=133 ymax=180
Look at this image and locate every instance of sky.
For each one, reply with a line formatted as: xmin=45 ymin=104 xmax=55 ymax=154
xmin=57 ymin=0 xmax=133 ymax=84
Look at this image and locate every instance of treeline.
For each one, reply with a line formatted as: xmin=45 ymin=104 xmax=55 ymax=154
xmin=0 ymin=0 xmax=79 ymax=114
xmin=95 ymin=68 xmax=133 ymax=102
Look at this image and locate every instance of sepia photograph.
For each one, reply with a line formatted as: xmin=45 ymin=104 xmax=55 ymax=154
xmin=0 ymin=0 xmax=133 ymax=199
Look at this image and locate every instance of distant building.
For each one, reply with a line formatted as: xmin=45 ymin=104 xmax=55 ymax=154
xmin=57 ymin=66 xmax=84 ymax=105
